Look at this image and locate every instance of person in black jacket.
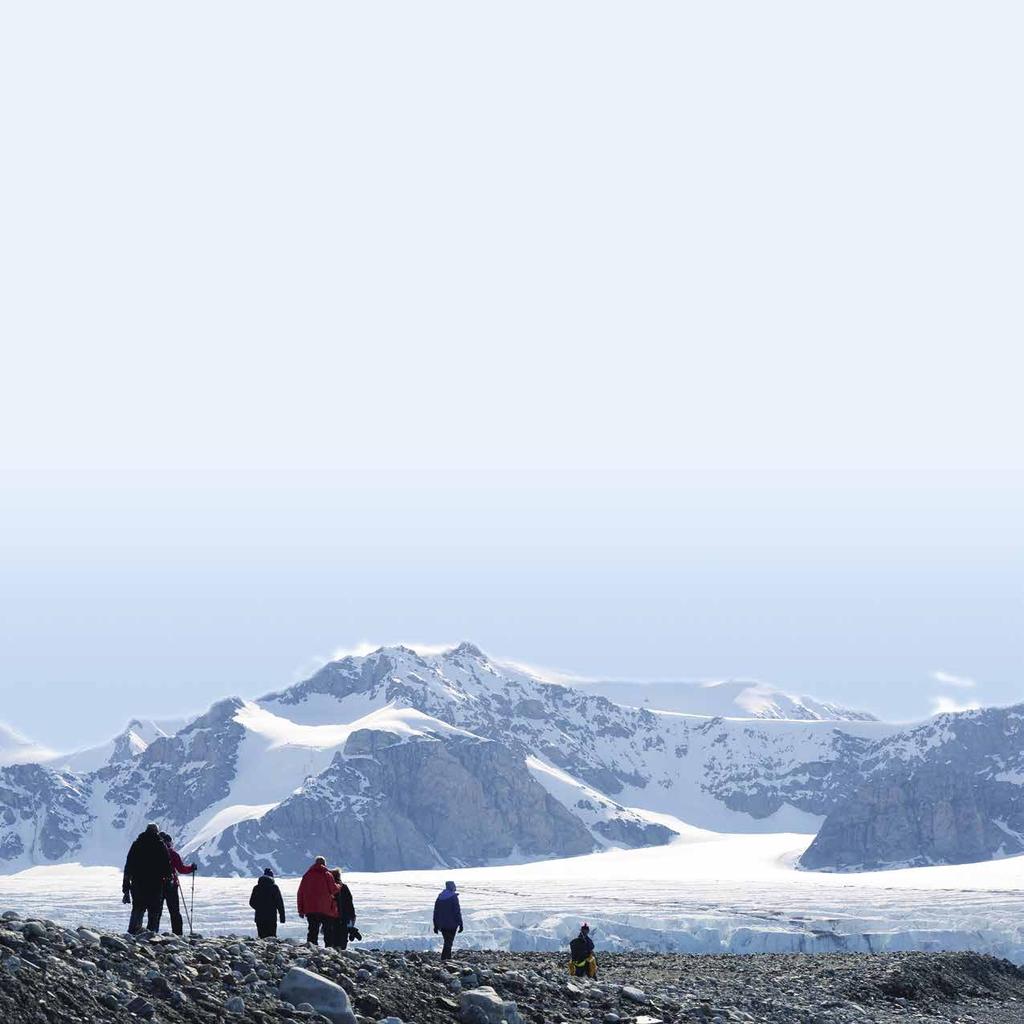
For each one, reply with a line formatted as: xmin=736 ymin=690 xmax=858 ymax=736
xmin=249 ymin=868 xmax=286 ymax=938
xmin=122 ymin=823 xmax=173 ymax=934
xmin=432 ymin=880 xmax=463 ymax=960
xmin=568 ymin=922 xmax=597 ymax=978
xmin=325 ymin=868 xmax=357 ymax=949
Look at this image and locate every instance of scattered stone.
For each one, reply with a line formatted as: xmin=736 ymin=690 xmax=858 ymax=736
xmin=279 ymin=966 xmax=357 ymax=1024
xmin=125 ymin=994 xmax=155 ymax=1018
xmin=459 ymin=985 xmax=523 ymax=1024
xmin=354 ymin=992 xmax=383 ymax=1015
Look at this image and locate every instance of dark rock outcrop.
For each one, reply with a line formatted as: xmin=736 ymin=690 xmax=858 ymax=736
xmin=201 ymin=728 xmax=596 ymax=873
xmin=802 ymin=706 xmax=1024 ymax=870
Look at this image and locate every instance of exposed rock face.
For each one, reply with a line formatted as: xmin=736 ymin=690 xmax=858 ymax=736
xmin=202 ymin=729 xmax=595 ymax=873
xmin=801 ymin=768 xmax=1024 ymax=870
xmin=802 ymin=706 xmax=1024 ymax=870
xmin=0 ymin=764 xmax=93 ymax=862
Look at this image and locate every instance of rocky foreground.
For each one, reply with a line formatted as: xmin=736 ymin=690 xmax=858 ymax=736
xmin=3 ymin=912 xmax=1024 ymax=1024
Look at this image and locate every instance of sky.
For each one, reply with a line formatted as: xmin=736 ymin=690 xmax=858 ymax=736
xmin=0 ymin=3 xmax=1021 ymax=750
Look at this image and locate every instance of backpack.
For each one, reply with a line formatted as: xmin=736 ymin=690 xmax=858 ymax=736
xmin=569 ymin=936 xmax=590 ymax=962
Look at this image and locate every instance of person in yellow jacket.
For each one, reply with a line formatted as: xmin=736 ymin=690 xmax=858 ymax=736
xmin=568 ymin=922 xmax=597 ymax=978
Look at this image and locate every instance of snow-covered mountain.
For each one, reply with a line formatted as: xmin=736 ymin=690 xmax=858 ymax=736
xmin=581 ymin=679 xmax=878 ymax=721
xmin=0 ymin=643 xmax=1015 ymax=876
xmin=54 ymin=718 xmax=186 ymax=774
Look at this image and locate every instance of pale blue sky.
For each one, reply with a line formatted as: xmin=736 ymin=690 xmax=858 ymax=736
xmin=0 ymin=3 xmax=1021 ymax=749
xmin=1 ymin=469 xmax=1020 ymax=748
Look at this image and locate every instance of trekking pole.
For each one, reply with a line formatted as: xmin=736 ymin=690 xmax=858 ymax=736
xmin=189 ymin=870 xmax=196 ymax=939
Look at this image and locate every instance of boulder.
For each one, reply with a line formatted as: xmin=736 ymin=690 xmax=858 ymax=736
xmin=459 ymin=985 xmax=523 ymax=1024
xmin=279 ymin=966 xmax=357 ymax=1024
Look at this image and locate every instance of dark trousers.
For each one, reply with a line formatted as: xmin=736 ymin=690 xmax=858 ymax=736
xmin=128 ymin=886 xmax=164 ymax=934
xmin=163 ymin=882 xmax=184 ymax=936
xmin=326 ymin=918 xmax=351 ymax=950
xmin=440 ymin=928 xmax=457 ymax=960
xmin=256 ymin=916 xmax=278 ymax=939
xmin=305 ymin=913 xmax=333 ymax=945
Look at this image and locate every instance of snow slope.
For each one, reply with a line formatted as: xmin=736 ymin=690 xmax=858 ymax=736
xmin=3 ymin=834 xmax=1023 ymax=963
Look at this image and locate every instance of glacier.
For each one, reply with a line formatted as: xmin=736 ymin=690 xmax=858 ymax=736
xmin=2 ymin=833 xmax=1022 ymax=962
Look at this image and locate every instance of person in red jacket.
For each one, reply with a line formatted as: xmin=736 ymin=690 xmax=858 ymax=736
xmin=159 ymin=832 xmax=197 ymax=936
xmin=296 ymin=856 xmax=340 ymax=945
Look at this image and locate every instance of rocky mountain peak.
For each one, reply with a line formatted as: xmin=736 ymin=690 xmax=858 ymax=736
xmin=447 ymin=641 xmax=486 ymax=659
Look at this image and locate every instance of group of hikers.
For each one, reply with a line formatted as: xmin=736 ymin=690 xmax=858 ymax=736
xmin=122 ymin=824 xmax=598 ymax=974
xmin=121 ymin=822 xmax=196 ymax=935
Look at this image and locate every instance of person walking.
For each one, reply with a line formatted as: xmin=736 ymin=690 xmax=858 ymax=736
xmin=159 ymin=832 xmax=197 ymax=936
xmin=296 ymin=856 xmax=339 ymax=946
xmin=432 ymin=880 xmax=463 ymax=960
xmin=249 ymin=868 xmax=286 ymax=938
xmin=326 ymin=868 xmax=357 ymax=949
xmin=122 ymin=823 xmax=172 ymax=934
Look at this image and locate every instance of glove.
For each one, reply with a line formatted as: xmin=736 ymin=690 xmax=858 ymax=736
xmin=458 ymin=925 xmax=463 ymax=933
xmin=299 ymin=913 xmax=305 ymax=919
xmin=122 ymin=892 xmax=131 ymax=905
xmin=433 ymin=927 xmax=438 ymax=934
xmin=280 ymin=916 xmax=286 ymax=924
xmin=190 ymin=864 xmax=197 ymax=872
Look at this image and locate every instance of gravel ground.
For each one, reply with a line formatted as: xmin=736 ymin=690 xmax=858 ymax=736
xmin=2 ymin=909 xmax=1024 ymax=1024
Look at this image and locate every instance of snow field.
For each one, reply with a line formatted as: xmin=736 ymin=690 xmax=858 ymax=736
xmin=3 ymin=834 xmax=1023 ymax=962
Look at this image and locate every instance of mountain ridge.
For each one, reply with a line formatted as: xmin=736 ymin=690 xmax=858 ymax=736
xmin=0 ymin=643 xmax=1017 ymax=875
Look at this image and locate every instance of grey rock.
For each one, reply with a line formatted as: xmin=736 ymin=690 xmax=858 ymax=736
xmin=459 ymin=985 xmax=523 ymax=1024
xmin=226 ymin=995 xmax=246 ymax=1013
xmin=354 ymin=993 xmax=382 ymax=1016
xmin=279 ymin=966 xmax=358 ymax=1024
xmin=126 ymin=995 xmax=155 ymax=1018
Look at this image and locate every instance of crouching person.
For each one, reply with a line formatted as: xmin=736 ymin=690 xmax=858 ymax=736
xmin=569 ymin=922 xmax=597 ymax=978
xmin=250 ymin=867 xmax=286 ymax=938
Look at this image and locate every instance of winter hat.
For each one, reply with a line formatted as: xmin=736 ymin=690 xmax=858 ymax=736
xmin=159 ymin=832 xmax=172 ymax=844
xmin=263 ymin=868 xmax=274 ymax=878
xmin=445 ymin=880 xmax=457 ymax=892
xmin=146 ymin=823 xmax=160 ymax=834
xmin=314 ymin=856 xmax=327 ymax=866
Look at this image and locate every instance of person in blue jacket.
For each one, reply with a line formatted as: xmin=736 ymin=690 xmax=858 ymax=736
xmin=432 ymin=880 xmax=463 ymax=960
